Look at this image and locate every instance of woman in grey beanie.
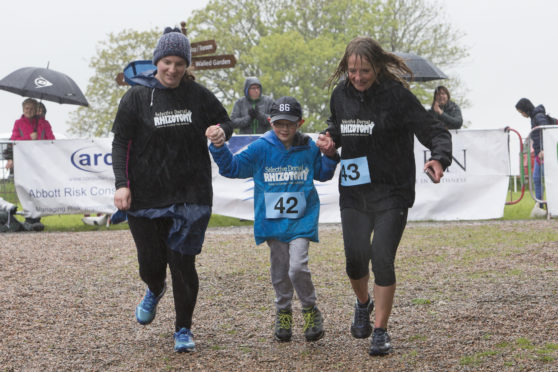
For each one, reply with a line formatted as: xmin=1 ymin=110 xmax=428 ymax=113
xmin=112 ymin=26 xmax=233 ymax=353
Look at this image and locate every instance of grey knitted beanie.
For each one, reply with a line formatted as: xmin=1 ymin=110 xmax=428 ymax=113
xmin=152 ymin=27 xmax=191 ymax=66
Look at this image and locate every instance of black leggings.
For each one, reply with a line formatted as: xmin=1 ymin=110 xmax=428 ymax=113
xmin=341 ymin=207 xmax=408 ymax=286
xmin=128 ymin=214 xmax=199 ymax=331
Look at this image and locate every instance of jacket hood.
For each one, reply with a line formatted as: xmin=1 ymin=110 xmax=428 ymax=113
xmin=127 ymin=70 xmax=167 ymax=89
xmin=243 ymin=77 xmax=263 ymax=99
xmin=260 ymin=130 xmax=310 ymax=149
xmin=532 ymin=105 xmax=546 ymax=117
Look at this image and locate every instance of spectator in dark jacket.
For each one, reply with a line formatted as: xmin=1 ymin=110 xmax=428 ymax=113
xmin=230 ymin=77 xmax=274 ymax=134
xmin=429 ymin=85 xmax=463 ymax=129
xmin=515 ymin=97 xmax=551 ymax=217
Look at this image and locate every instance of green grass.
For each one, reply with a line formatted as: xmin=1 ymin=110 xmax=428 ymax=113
xmin=0 ymin=180 xmax=546 ymax=231
xmin=503 ymin=190 xmax=541 ymax=220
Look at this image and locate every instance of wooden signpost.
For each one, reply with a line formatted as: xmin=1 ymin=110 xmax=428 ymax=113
xmin=116 ymin=22 xmax=236 ymax=85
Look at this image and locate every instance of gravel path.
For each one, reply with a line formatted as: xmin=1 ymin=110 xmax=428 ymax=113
xmin=1 ymin=221 xmax=557 ymax=371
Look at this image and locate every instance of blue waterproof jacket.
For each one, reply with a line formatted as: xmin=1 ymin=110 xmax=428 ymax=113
xmin=209 ymin=131 xmax=339 ymax=244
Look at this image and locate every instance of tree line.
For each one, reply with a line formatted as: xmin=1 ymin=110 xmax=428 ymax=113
xmin=68 ymin=0 xmax=468 ymax=137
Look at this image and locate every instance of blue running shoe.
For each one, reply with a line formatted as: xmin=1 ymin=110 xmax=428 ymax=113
xmin=174 ymin=328 xmax=195 ymax=352
xmin=135 ymin=283 xmax=166 ymax=325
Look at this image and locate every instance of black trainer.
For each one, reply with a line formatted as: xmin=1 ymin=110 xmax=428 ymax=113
xmin=274 ymin=308 xmax=293 ymax=342
xmin=369 ymin=327 xmax=392 ymax=356
xmin=302 ymin=306 xmax=324 ymax=341
xmin=350 ymin=297 xmax=374 ymax=338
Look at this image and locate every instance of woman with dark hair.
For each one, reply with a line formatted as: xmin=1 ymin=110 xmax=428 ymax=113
xmin=111 ymin=27 xmax=233 ymax=352
xmin=515 ymin=97 xmax=551 ymax=217
xmin=317 ymin=36 xmax=452 ymax=356
xmin=429 ymin=85 xmax=463 ymax=129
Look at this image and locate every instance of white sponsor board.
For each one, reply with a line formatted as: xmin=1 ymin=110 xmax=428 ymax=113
xmin=14 ymin=138 xmax=115 ymax=218
xmin=12 ymin=130 xmax=514 ymax=221
xmin=213 ymin=129 xmax=511 ymax=222
xmin=543 ymin=127 xmax=558 ymax=216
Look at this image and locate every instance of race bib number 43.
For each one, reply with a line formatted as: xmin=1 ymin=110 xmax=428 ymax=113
xmin=340 ymin=157 xmax=371 ymax=186
xmin=264 ymin=192 xmax=306 ymax=219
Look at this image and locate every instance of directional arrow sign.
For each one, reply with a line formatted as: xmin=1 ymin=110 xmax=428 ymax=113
xmin=191 ymin=54 xmax=237 ymax=70
xmin=190 ymin=40 xmax=217 ymax=56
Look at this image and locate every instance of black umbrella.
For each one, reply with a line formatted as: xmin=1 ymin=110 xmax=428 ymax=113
xmin=0 ymin=67 xmax=88 ymax=106
xmin=393 ymin=52 xmax=448 ymax=82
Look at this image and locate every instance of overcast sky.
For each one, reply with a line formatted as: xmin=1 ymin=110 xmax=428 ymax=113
xmin=0 ymin=0 xmax=556 ymax=141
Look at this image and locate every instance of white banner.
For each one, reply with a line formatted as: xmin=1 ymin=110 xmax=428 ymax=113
xmin=213 ymin=129 xmax=511 ymax=222
xmin=14 ymin=139 xmax=115 ymax=217
xmin=410 ymin=129 xmax=509 ymax=220
xmin=13 ymin=130 xmax=511 ymax=221
xmin=543 ymin=127 xmax=558 ymax=216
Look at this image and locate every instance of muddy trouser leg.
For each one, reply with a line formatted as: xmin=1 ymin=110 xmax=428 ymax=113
xmin=128 ymin=214 xmax=169 ymax=296
xmin=268 ymin=239 xmax=294 ymax=311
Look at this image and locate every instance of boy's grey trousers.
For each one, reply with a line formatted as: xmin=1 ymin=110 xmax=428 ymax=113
xmin=267 ymin=238 xmax=317 ymax=310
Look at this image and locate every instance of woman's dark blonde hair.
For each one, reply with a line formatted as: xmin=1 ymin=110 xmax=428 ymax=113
xmin=327 ymin=36 xmax=413 ymax=90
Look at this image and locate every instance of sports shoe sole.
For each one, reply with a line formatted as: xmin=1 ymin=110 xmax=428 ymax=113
xmin=274 ymin=334 xmax=292 ymax=342
xmin=369 ymin=346 xmax=393 ymax=356
xmin=305 ymin=330 xmax=325 ymax=342
xmin=175 ymin=345 xmax=195 ymax=353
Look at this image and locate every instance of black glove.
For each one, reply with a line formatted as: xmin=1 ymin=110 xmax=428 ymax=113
xmin=248 ymin=108 xmax=258 ymax=119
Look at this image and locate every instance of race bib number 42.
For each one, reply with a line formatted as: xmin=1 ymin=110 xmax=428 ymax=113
xmin=340 ymin=157 xmax=371 ymax=186
xmin=264 ymin=192 xmax=306 ymax=219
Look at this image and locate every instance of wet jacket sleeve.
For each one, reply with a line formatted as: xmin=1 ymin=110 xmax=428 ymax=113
xmin=112 ymin=134 xmax=130 ymax=189
xmin=202 ymin=88 xmax=233 ymax=141
xmin=40 ymin=119 xmax=56 ymax=140
xmin=314 ymin=151 xmax=339 ymax=182
xmin=10 ymin=121 xmax=22 ymax=140
xmin=323 ymin=94 xmax=342 ymax=149
xmin=209 ymin=142 xmax=256 ymax=179
xmin=531 ymin=113 xmax=550 ymax=155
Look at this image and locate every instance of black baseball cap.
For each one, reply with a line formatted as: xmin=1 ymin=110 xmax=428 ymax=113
xmin=269 ymin=96 xmax=303 ymax=123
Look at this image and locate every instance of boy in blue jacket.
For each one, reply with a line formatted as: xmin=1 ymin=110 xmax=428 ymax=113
xmin=206 ymin=96 xmax=339 ymax=342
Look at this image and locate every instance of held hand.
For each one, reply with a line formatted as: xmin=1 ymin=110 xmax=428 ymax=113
xmin=316 ymin=132 xmax=336 ymax=157
xmin=205 ymin=125 xmax=226 ymax=147
xmin=424 ymin=160 xmax=444 ymax=183
xmin=539 ymin=150 xmax=544 ymax=162
xmin=30 ymin=132 xmax=38 ymax=140
xmin=6 ymin=159 xmax=13 ymax=170
xmin=114 ymin=187 xmax=132 ymax=211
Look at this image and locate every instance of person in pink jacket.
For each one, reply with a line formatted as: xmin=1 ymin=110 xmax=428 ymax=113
xmin=5 ymin=98 xmax=55 ymax=170
xmin=4 ymin=98 xmax=55 ymax=232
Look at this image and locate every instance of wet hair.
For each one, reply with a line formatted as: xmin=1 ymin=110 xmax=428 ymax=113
xmin=22 ymin=98 xmax=38 ymax=108
xmin=37 ymin=102 xmax=47 ymax=116
xmin=431 ymin=86 xmax=451 ymax=108
xmin=515 ymin=98 xmax=534 ymax=116
xmin=327 ymin=36 xmax=413 ymax=90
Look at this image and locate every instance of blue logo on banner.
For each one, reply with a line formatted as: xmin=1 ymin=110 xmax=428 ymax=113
xmin=71 ymin=147 xmax=112 ymax=173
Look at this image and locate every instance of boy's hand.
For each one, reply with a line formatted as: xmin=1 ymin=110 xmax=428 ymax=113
xmin=317 ymin=132 xmax=336 ymax=157
xmin=206 ymin=125 xmax=226 ymax=147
